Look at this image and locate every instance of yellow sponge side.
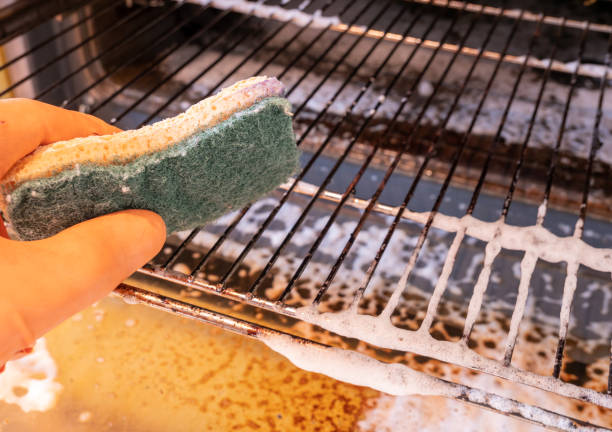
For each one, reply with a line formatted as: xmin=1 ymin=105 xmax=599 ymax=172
xmin=2 ymin=76 xmax=284 ymax=189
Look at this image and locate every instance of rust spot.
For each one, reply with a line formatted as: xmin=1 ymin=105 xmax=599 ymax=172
xmin=343 ymin=403 xmax=356 ymax=415
xmin=292 ymin=415 xmax=306 ymax=426
xmin=245 ymin=419 xmax=261 ymax=429
xmin=483 ymin=340 xmax=496 ymax=349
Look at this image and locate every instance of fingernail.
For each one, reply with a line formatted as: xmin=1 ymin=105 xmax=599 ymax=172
xmin=16 ymin=346 xmax=33 ymax=355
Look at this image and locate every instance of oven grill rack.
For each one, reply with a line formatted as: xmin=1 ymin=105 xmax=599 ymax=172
xmin=206 ymin=0 xmax=612 ymax=80
xmin=1 ymin=0 xmax=611 ymax=430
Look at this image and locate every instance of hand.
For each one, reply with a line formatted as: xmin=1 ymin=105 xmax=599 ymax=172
xmin=0 ymin=99 xmax=166 ymax=367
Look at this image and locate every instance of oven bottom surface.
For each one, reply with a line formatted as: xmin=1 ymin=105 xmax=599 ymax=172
xmin=0 ymin=295 xmax=544 ymax=432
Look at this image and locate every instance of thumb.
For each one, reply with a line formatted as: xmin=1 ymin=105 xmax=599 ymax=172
xmin=7 ymin=209 xmax=165 ymax=341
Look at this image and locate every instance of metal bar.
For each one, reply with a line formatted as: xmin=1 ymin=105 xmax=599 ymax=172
xmin=417 ymin=8 xmax=524 ymax=333
xmin=35 ymin=2 xmax=185 ymax=100
xmin=538 ymin=23 xmax=590 ymax=222
xmin=317 ymin=4 xmax=510 ymax=308
xmin=87 ymin=0 xmax=350 ymax=116
xmin=0 ymin=0 xmax=92 ymax=46
xmin=163 ymin=0 xmax=364 ymax=271
xmin=138 ymin=0 xmax=363 ymax=127
xmin=88 ymin=0 xmax=363 ymax=273
xmin=162 ymin=224 xmax=204 ymax=271
xmin=217 ymin=3 xmax=442 ymax=290
xmin=138 ymin=0 xmax=322 ymax=126
xmin=281 ymin=9 xmax=437 ymax=299
xmin=249 ymin=0 xmax=337 ymax=79
xmin=189 ymin=206 xmax=251 ymax=275
xmin=499 ymin=16 xmax=566 ymax=220
xmin=461 ymin=17 xmax=567 ymax=344
xmin=466 ymin=17 xmax=545 ymax=216
xmin=251 ymin=5 xmax=468 ymax=299
xmin=0 ymin=5 xmax=147 ymax=97
xmin=283 ymin=0 xmax=379 ymax=98
xmin=289 ymin=0 xmax=395 ymax=117
xmin=113 ymin=281 xmax=612 ymax=431
xmin=0 ymin=0 xmax=120 ymax=73
xmin=552 ymin=30 xmax=612 ymax=380
xmin=88 ymin=8 xmax=231 ymax=115
xmin=108 ymin=10 xmax=257 ymax=125
xmin=502 ymin=22 xmax=590 ymax=367
xmin=163 ymin=0 xmax=340 ymax=272
xmin=402 ymin=0 xmax=612 ymax=34
xmin=126 ymin=265 xmax=612 ymax=411
xmin=196 ymin=0 xmax=413 ymax=284
xmin=353 ymin=14 xmax=544 ymax=312
xmin=114 ymin=283 xmax=292 ymax=339
xmin=453 ymin=390 xmax=609 ymax=432
xmin=61 ymin=5 xmax=211 ymax=109
xmin=274 ymin=2 xmax=356 ymax=83
xmin=293 ymin=4 xmax=488 ymax=305
xmin=187 ymin=1 xmax=425 ymax=277
xmin=329 ymin=23 xmax=612 ymax=81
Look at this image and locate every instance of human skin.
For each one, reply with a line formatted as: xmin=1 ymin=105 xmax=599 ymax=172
xmin=0 ymin=99 xmax=166 ymax=367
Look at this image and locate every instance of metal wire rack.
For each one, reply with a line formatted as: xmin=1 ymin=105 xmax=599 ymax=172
xmin=2 ymin=0 xmax=612 ymax=430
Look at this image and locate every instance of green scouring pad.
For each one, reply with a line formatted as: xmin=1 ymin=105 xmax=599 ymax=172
xmin=0 ymin=77 xmax=299 ymax=240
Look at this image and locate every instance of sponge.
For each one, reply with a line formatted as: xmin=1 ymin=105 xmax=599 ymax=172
xmin=0 ymin=77 xmax=299 ymax=241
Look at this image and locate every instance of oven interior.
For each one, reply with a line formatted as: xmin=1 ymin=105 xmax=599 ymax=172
xmin=1 ymin=0 xmax=612 ymax=429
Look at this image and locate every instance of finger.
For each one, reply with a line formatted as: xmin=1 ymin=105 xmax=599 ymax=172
xmin=0 ymin=98 xmax=121 ymax=176
xmin=6 ymin=210 xmax=165 ymax=339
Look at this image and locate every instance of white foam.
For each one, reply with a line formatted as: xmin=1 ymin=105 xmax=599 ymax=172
xmin=282 ymin=208 xmax=612 ymax=409
xmin=262 ymin=332 xmax=588 ymax=431
xmin=261 ymin=332 xmax=453 ymax=397
xmin=0 ymin=339 xmax=62 ymax=412
xmin=205 ymin=0 xmax=340 ymax=28
xmin=503 ymin=251 xmax=538 ymax=362
xmin=169 ymin=194 xmax=611 ymax=408
xmin=358 ymin=393 xmax=537 ymax=432
xmin=417 ymin=80 xmax=434 ymax=98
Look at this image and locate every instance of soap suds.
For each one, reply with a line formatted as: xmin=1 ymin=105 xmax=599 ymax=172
xmin=78 ymin=411 xmax=92 ymax=422
xmin=262 ymin=332 xmax=594 ymax=431
xmin=359 ymin=393 xmax=539 ymax=432
xmin=202 ymin=0 xmax=340 ymax=28
xmin=164 ymin=185 xmax=612 ymax=417
xmin=261 ymin=332 xmax=453 ymax=397
xmin=0 ymin=339 xmax=62 ymax=413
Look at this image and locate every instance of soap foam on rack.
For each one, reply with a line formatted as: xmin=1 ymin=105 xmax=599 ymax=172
xmin=261 ymin=332 xmax=452 ymax=397
xmin=285 ymin=208 xmax=612 ymax=409
xmin=202 ymin=0 xmax=341 ymax=28
xmin=261 ymin=332 xmax=583 ymax=431
xmin=0 ymin=339 xmax=62 ymax=412
xmin=172 ymin=190 xmax=612 ymax=418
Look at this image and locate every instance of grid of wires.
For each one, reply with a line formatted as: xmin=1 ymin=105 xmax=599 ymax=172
xmin=1 ymin=0 xmax=612 ymax=429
